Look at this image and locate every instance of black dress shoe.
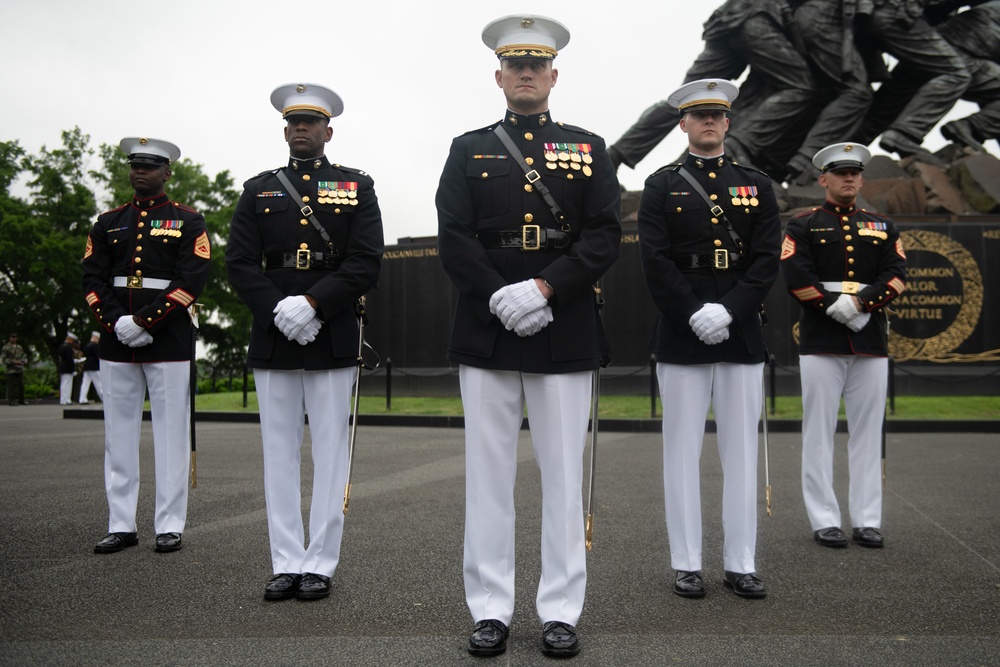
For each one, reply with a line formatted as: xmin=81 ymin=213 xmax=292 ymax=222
xmin=673 ymin=570 xmax=706 ymax=598
xmin=541 ymin=620 xmax=580 ymax=657
xmin=296 ymin=572 xmax=331 ymax=600
xmin=723 ymin=571 xmax=767 ymax=599
xmin=264 ymin=573 xmax=302 ymax=601
xmin=468 ymin=618 xmax=509 ymax=656
xmin=154 ymin=532 xmax=182 ymax=552
xmin=853 ymin=527 xmax=884 ymax=548
xmin=94 ymin=532 xmax=138 ymax=554
xmin=814 ymin=527 xmax=848 ymax=548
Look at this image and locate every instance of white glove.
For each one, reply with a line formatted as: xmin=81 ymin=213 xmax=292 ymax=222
xmin=689 ymin=303 xmax=733 ymax=339
xmin=512 ymin=306 xmax=553 ymax=337
xmin=846 ymin=311 xmax=871 ymax=332
xmin=127 ymin=330 xmax=154 ymax=348
xmin=489 ymin=285 xmax=509 ymax=314
xmin=492 ymin=279 xmax=548 ymax=328
xmin=702 ymin=327 xmax=730 ymax=346
xmin=273 ymin=295 xmax=316 ymax=338
xmin=291 ymin=316 xmax=323 ymax=345
xmin=115 ymin=316 xmax=145 ymax=345
xmin=827 ymin=293 xmax=859 ymax=325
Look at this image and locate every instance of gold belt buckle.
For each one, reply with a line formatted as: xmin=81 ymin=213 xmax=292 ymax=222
xmin=295 ymin=249 xmax=311 ymax=270
xmin=842 ymin=281 xmax=860 ymax=294
xmin=126 ymin=275 xmax=143 ymax=289
xmin=522 ymin=224 xmax=542 ymax=251
xmin=714 ymin=249 xmax=729 ymax=270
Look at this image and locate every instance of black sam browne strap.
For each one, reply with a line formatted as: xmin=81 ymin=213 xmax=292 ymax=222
xmin=493 ymin=125 xmax=570 ymax=232
xmin=275 ymin=169 xmax=338 ymax=255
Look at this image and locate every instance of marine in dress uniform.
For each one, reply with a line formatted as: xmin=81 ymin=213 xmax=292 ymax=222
xmin=57 ymin=332 xmax=79 ymax=405
xmin=637 ymin=79 xmax=781 ymax=600
xmin=781 ymin=143 xmax=906 ymax=549
xmin=225 ymin=83 xmax=383 ymax=602
xmin=79 ymin=331 xmax=104 ymax=403
xmin=82 ymin=137 xmax=211 ymax=554
xmin=436 ymin=15 xmax=621 ymax=658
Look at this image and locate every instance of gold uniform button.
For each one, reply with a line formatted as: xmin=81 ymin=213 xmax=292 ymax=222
xmin=481 ymin=172 xmax=488 ymax=179
xmin=848 ymin=258 xmax=855 ymax=264
xmin=157 ymin=310 xmax=162 ymax=315
xmin=708 ymin=172 xmax=717 ymax=179
xmin=525 ymin=132 xmax=534 ymax=140
xmin=302 ymin=196 xmax=310 ymax=203
xmin=140 ymin=211 xmax=148 ymax=217
xmin=302 ymin=174 xmax=311 ymax=181
xmin=710 ymin=194 xmax=718 ymax=201
xmin=567 ymin=173 xmax=573 ymax=179
xmin=335 ymin=208 xmax=341 ymax=214
xmin=134 ymin=257 xmax=141 ymax=263
xmin=873 ymin=240 xmax=879 ymax=245
xmin=137 ymin=234 xmax=142 ymax=240
xmin=148 ymin=317 xmax=153 ymax=323
xmin=525 ymin=157 xmax=534 ymax=166
xmin=845 ymin=235 xmax=852 ymax=241
xmin=714 ymin=239 xmax=722 ymax=247
xmin=135 ymin=270 xmax=142 ymax=276
xmin=163 ymin=239 xmax=169 ymax=243
xmin=848 ymin=271 xmax=855 ymax=277
xmin=676 ymin=207 xmax=682 ymax=213
xmin=524 ymin=213 xmax=534 ymax=223
xmin=136 ymin=246 xmax=142 ymax=251
xmin=847 ymin=245 xmax=854 ymax=252
xmin=820 ymin=239 xmax=827 ymax=244
xmin=138 ymin=222 xmax=144 ymax=228
xmin=300 ymin=219 xmax=308 ymax=225
xmin=525 ymin=184 xmax=533 ymax=192
xmin=711 ymin=218 xmax=719 ymax=224
xmin=842 ymin=216 xmax=849 ymax=222
xmin=300 ymin=243 xmax=308 ymax=250
xmin=264 ymin=208 xmax=270 ymax=214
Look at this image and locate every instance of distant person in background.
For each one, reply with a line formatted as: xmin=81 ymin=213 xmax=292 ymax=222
xmin=2 ymin=333 xmax=28 ymax=406
xmin=57 ymin=332 xmax=79 ymax=405
xmin=781 ymin=142 xmax=906 ymax=550
xmin=79 ymin=331 xmax=103 ymax=403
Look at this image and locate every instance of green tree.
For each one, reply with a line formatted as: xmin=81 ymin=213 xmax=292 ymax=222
xmin=0 ymin=129 xmax=96 ymax=364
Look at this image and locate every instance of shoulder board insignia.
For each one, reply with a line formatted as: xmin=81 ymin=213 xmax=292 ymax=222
xmin=649 ymin=163 xmax=683 ymax=178
xmin=730 ymin=161 xmax=772 ymax=179
xmin=101 ymin=203 xmax=129 ymax=216
xmin=555 ymin=121 xmax=596 ymax=136
xmin=174 ymin=202 xmax=199 ymax=214
xmin=244 ymin=168 xmax=281 ymax=187
xmin=331 ymin=164 xmax=371 ymax=178
xmin=462 ymin=121 xmax=502 ymax=136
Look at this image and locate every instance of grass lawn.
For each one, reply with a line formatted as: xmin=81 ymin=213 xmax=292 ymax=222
xmin=193 ymin=392 xmax=1000 ymax=420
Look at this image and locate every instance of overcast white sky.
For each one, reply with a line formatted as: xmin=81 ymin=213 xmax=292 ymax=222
xmin=1 ymin=0 xmax=982 ymax=243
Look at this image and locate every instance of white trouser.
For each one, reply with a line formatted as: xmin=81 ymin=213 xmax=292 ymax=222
xmin=102 ymin=360 xmax=190 ymax=534
xmin=254 ymin=367 xmax=354 ymax=578
xmin=800 ymin=354 xmax=886 ymax=531
xmin=80 ymin=370 xmax=103 ymax=402
xmin=460 ymin=365 xmax=591 ymax=627
xmin=59 ymin=373 xmax=74 ymax=404
xmin=657 ymin=362 xmax=763 ymax=574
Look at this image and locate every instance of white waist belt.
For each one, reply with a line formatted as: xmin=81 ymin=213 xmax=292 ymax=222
xmin=113 ymin=276 xmax=171 ymax=290
xmin=821 ymin=281 xmax=869 ymax=295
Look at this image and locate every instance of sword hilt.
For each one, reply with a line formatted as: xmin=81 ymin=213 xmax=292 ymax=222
xmin=343 ymin=483 xmax=351 ymax=515
xmin=585 ymin=513 xmax=594 ymax=552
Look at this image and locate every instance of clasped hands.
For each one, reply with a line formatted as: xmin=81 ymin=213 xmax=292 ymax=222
xmin=689 ymin=303 xmax=733 ymax=345
xmin=490 ymin=279 xmax=552 ymax=338
xmin=826 ymin=293 xmax=869 ymax=332
xmin=115 ymin=316 xmax=153 ymax=348
xmin=273 ymin=295 xmax=322 ymax=345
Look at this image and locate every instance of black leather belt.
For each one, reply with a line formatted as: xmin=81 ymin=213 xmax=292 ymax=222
xmin=478 ymin=225 xmax=572 ymax=251
xmin=674 ymin=250 xmax=748 ymax=271
xmin=265 ymin=250 xmax=341 ymax=271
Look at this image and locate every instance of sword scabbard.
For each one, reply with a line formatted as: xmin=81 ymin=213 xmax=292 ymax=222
xmin=191 ymin=451 xmax=197 ymax=489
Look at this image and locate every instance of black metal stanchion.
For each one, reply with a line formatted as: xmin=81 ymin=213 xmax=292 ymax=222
xmin=888 ymin=355 xmax=895 ymax=416
xmin=385 ymin=357 xmax=392 ymax=412
xmin=649 ymin=354 xmax=657 ymax=419
xmin=242 ymin=363 xmax=249 ymax=409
